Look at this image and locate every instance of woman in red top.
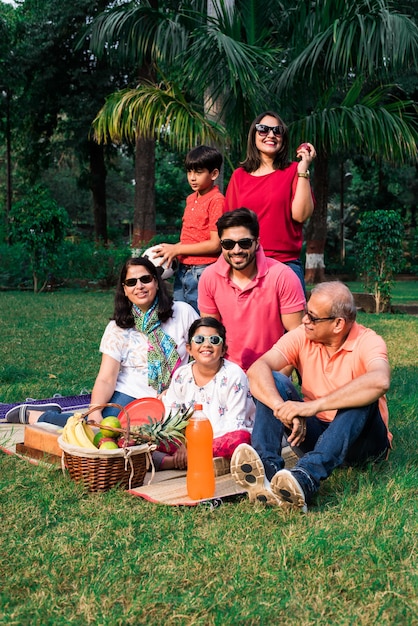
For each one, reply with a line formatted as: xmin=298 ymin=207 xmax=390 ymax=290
xmin=225 ymin=110 xmax=316 ymax=290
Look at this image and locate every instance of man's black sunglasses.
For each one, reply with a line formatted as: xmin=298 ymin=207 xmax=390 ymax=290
xmin=220 ymin=238 xmax=256 ymax=250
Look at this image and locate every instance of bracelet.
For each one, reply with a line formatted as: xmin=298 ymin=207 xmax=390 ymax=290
xmin=298 ymin=171 xmax=310 ymax=179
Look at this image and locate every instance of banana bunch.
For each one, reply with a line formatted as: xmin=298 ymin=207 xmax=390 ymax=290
xmin=130 ymin=406 xmax=194 ymax=450
xmin=62 ymin=412 xmax=97 ymax=450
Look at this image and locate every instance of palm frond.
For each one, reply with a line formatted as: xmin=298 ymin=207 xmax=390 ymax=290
xmin=277 ymin=0 xmax=418 ymax=92
xmin=87 ymin=4 xmax=189 ymax=67
xmin=291 ymin=85 xmax=417 ymax=163
xmin=93 ymin=80 xmax=226 ymax=151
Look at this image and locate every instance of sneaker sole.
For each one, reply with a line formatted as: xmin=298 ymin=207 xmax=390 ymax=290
xmin=270 ymin=470 xmax=308 ymax=513
xmin=230 ymin=444 xmax=281 ymax=506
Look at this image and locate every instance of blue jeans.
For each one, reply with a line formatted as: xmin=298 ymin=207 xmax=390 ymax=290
xmin=38 ymin=390 xmax=136 ymax=427
xmin=173 ymin=263 xmax=210 ymax=313
xmin=284 ymin=259 xmax=306 ymax=295
xmin=251 ymin=373 xmax=389 ymax=498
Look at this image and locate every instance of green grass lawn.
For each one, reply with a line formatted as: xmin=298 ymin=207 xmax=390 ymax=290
xmin=0 ymin=290 xmax=417 ymax=625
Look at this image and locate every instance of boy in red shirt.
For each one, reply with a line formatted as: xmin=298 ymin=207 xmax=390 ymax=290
xmin=153 ymin=145 xmax=224 ymax=312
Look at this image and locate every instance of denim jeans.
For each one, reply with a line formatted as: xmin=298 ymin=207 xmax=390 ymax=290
xmin=173 ymin=263 xmax=210 ymax=313
xmin=38 ymin=390 xmax=136 ymax=427
xmin=284 ymin=259 xmax=306 ymax=295
xmin=251 ymin=373 xmax=390 ymax=497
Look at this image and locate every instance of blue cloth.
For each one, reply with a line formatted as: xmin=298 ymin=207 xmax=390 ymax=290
xmin=251 ymin=372 xmax=389 ymax=501
xmin=173 ymin=263 xmax=210 ymax=313
xmin=38 ymin=391 xmax=135 ymax=427
xmin=283 ymin=259 xmax=306 ymax=295
xmin=0 ymin=394 xmax=91 ymax=422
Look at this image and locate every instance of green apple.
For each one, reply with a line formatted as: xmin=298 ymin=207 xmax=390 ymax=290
xmin=99 ymin=416 xmax=122 ymax=438
xmin=99 ymin=440 xmax=119 ymax=450
xmin=93 ymin=431 xmax=106 ymax=447
xmin=94 ymin=434 xmax=113 ymax=448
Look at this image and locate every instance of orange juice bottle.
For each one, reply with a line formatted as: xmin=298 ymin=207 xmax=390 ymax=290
xmin=186 ymin=404 xmax=215 ymax=500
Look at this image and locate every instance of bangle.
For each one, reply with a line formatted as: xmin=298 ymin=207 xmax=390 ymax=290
xmin=298 ymin=171 xmax=310 ymax=179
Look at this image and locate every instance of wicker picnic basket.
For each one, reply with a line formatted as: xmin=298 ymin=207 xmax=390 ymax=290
xmin=58 ymin=403 xmax=156 ymax=493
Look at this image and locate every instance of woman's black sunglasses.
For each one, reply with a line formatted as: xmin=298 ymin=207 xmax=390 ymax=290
xmin=255 ymin=123 xmax=284 ymax=137
xmin=124 ymin=274 xmax=154 ymax=287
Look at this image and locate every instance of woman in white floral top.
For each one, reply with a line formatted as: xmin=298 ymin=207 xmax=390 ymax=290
xmin=158 ymin=317 xmax=255 ymax=470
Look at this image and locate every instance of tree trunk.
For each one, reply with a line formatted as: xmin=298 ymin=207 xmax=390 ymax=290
xmin=131 ymin=24 xmax=157 ymax=249
xmin=89 ymin=140 xmax=107 ymax=243
xmin=203 ymin=0 xmax=235 ymax=193
xmin=132 ymin=135 xmax=156 ymax=247
xmin=305 ymin=152 xmax=329 ymax=284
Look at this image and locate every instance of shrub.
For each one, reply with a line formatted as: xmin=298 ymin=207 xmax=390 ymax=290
xmin=55 ymin=241 xmax=132 ymax=287
xmin=0 ymin=241 xmax=133 ymax=290
xmin=9 ymin=185 xmax=71 ymax=292
xmin=354 ymin=209 xmax=405 ymax=313
xmin=0 ymin=242 xmax=31 ymax=289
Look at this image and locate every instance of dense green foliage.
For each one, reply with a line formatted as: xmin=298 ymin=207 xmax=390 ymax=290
xmin=9 ymin=185 xmax=71 ymax=292
xmin=0 ymin=0 xmax=417 ymax=273
xmin=0 ymin=241 xmax=132 ymax=291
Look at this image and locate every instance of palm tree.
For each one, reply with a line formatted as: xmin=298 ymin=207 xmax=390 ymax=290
xmin=87 ymin=0 xmax=280 ymax=244
xmin=273 ymin=0 xmax=418 ymax=282
xmin=88 ymin=0 xmax=417 ymax=265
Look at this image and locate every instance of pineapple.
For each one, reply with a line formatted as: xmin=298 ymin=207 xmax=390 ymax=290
xmin=130 ymin=406 xmax=194 ymax=450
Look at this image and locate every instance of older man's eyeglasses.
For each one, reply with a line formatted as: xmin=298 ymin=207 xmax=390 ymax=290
xmin=304 ymin=311 xmax=336 ymax=324
xmin=255 ymin=123 xmax=284 ymax=137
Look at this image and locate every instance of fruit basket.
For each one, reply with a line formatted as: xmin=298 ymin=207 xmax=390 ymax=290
xmin=58 ymin=402 xmax=192 ymax=493
xmin=58 ymin=437 xmax=153 ymax=492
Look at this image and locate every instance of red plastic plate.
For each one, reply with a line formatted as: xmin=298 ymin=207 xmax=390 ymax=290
xmin=118 ymin=397 xmax=165 ymax=427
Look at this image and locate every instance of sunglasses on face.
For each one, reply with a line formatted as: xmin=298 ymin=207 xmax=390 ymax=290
xmin=220 ymin=238 xmax=255 ymax=250
xmin=124 ymin=274 xmax=154 ymax=287
xmin=255 ymin=123 xmax=284 ymax=137
xmin=191 ymin=334 xmax=224 ymax=346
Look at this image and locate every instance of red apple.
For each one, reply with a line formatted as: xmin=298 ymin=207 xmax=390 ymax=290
xmin=117 ymin=436 xmax=136 ymax=448
xmin=95 ymin=436 xmax=114 ymax=448
xmin=296 ymin=142 xmax=311 ymax=155
xmin=99 ymin=440 xmax=119 ymax=450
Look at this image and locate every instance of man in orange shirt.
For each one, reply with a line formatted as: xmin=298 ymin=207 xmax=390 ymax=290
xmin=231 ymin=281 xmax=391 ymax=512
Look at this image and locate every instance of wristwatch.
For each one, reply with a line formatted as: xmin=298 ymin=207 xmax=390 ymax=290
xmin=297 ymin=171 xmax=310 ymax=179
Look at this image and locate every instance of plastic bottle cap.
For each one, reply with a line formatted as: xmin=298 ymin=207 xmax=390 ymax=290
xmin=194 ymin=404 xmax=203 ymax=410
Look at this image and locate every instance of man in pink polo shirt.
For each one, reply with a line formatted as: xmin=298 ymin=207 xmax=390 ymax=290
xmin=231 ymin=281 xmax=391 ymax=512
xmin=198 ymin=208 xmax=306 ymax=371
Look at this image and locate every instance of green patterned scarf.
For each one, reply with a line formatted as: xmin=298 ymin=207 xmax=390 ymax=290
xmin=132 ymin=299 xmax=180 ymax=393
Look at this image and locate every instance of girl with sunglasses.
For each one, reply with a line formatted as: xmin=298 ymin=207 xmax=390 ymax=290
xmin=224 ymin=110 xmax=316 ymax=291
xmin=8 ymin=257 xmax=198 ymax=428
xmin=156 ymin=317 xmax=255 ymax=470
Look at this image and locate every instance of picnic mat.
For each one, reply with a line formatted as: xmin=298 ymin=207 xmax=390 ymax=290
xmin=0 ymin=435 xmax=246 ymax=507
xmin=129 ymin=472 xmax=246 ymax=507
xmin=1 ymin=419 xmax=297 ymax=507
xmin=0 ymin=393 xmax=91 ymax=422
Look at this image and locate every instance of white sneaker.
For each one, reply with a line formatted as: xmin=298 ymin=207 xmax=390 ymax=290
xmin=270 ymin=469 xmax=308 ymax=513
xmin=230 ymin=444 xmax=282 ymax=506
